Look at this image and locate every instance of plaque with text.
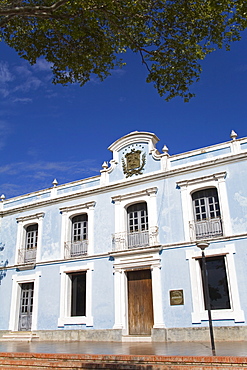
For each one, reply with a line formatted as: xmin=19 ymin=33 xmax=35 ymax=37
xmin=170 ymin=290 xmax=184 ymax=306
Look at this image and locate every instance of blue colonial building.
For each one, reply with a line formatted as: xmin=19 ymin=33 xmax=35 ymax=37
xmin=0 ymin=130 xmax=247 ymax=342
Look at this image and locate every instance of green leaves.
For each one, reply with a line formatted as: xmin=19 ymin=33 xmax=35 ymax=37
xmin=0 ymin=0 xmax=246 ymax=100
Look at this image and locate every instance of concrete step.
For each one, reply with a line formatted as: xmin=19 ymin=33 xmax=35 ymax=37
xmin=122 ymin=335 xmax=152 ymax=342
xmin=0 ymin=352 xmax=247 ymax=369
xmin=1 ymin=331 xmax=39 ymax=342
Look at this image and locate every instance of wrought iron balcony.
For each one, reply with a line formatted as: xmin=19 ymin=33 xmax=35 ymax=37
xmin=112 ymin=227 xmax=159 ymax=252
xmin=64 ymin=240 xmax=88 ymax=258
xmin=18 ymin=248 xmax=37 ymax=264
xmin=189 ymin=218 xmax=223 ymax=240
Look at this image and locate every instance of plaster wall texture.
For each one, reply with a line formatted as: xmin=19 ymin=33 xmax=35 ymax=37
xmin=1 ymin=131 xmax=247 ymax=341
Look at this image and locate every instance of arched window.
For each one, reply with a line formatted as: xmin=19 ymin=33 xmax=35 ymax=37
xmin=71 ymin=214 xmax=88 ymax=242
xmin=24 ymin=224 xmax=38 ymax=263
xmin=66 ymin=214 xmax=88 ymax=257
xmin=192 ymin=188 xmax=222 ymax=239
xmin=127 ymin=202 xmax=149 ymax=248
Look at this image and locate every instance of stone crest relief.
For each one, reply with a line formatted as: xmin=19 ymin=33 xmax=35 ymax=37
xmin=122 ymin=149 xmax=146 ymax=178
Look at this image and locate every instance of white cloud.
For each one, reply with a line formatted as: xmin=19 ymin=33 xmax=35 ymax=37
xmin=13 ymin=75 xmax=42 ymax=92
xmin=0 ymin=120 xmax=12 ymax=150
xmin=0 ymin=62 xmax=14 ymax=84
xmin=33 ymin=59 xmax=53 ymax=72
xmin=12 ymin=97 xmax=33 ymax=104
xmin=0 ymin=159 xmax=98 ymax=178
xmin=0 ymin=59 xmax=53 ymax=103
xmin=0 ymin=159 xmax=100 ymax=198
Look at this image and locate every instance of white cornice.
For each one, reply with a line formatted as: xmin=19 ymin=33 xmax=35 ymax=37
xmin=176 ymin=171 xmax=226 ymax=188
xmin=108 ymin=131 xmax=159 ymax=153
xmin=60 ymin=201 xmax=96 ymax=213
xmin=16 ymin=212 xmax=45 ymax=222
xmin=1 ymin=151 xmax=247 ymax=217
xmin=111 ymin=187 xmax=157 ymax=203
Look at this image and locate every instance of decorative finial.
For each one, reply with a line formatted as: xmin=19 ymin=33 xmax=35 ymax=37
xmin=102 ymin=161 xmax=108 ymax=170
xmin=0 ymin=194 xmax=5 ymax=201
xmin=230 ymin=130 xmax=237 ymax=140
xmin=162 ymin=145 xmax=169 ymax=154
xmin=52 ymin=179 xmax=58 ymax=187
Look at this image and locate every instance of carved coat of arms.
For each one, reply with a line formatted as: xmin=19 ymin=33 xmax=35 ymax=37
xmin=122 ymin=149 xmax=146 ymax=178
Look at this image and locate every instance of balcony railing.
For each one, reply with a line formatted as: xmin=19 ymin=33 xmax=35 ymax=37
xmin=64 ymin=240 xmax=88 ymax=258
xmin=189 ymin=218 xmax=223 ymax=240
xmin=112 ymin=227 xmax=158 ymax=252
xmin=18 ymin=248 xmax=37 ymax=264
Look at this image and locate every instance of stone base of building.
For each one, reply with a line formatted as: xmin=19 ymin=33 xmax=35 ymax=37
xmin=152 ymin=326 xmax=247 ymax=342
xmin=1 ymin=326 xmax=247 ymax=342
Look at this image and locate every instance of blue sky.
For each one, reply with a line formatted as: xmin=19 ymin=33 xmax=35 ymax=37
xmin=0 ymin=30 xmax=247 ymax=199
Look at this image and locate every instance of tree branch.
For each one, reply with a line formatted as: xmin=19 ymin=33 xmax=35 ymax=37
xmin=0 ymin=0 xmax=69 ymax=17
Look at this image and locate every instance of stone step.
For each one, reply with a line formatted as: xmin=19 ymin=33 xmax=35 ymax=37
xmin=122 ymin=335 xmax=152 ymax=342
xmin=1 ymin=332 xmax=39 ymax=342
xmin=0 ymin=352 xmax=247 ymax=369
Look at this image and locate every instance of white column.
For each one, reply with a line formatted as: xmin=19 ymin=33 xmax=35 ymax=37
xmin=113 ymin=269 xmax=124 ymax=330
xmin=147 ymin=189 xmax=158 ymax=228
xmin=179 ymin=184 xmax=191 ymax=241
xmin=217 ymin=175 xmax=232 ymax=236
xmin=60 ymin=211 xmax=68 ymax=259
xmin=87 ymin=205 xmax=95 ymax=255
xmin=151 ymin=264 xmax=166 ymax=328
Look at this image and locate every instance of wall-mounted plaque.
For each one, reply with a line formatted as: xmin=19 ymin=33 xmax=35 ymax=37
xmin=170 ymin=290 xmax=184 ymax=306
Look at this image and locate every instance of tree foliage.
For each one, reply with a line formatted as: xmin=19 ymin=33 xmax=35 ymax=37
xmin=0 ymin=0 xmax=246 ymax=101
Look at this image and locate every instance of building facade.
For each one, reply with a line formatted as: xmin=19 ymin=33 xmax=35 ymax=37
xmin=0 ymin=131 xmax=247 ymax=342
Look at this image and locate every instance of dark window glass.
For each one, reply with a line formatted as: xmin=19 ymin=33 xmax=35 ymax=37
xmin=25 ymin=224 xmax=38 ymax=250
xmin=70 ymin=272 xmax=86 ymax=316
xmin=192 ymin=188 xmax=221 ymax=221
xmin=71 ymin=214 xmax=88 ymax=242
xmin=199 ymin=256 xmax=230 ymax=310
xmin=127 ymin=203 xmax=148 ymax=233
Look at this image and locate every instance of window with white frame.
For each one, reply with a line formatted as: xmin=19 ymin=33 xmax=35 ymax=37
xmin=70 ymin=271 xmax=86 ymax=316
xmin=24 ymin=224 xmax=38 ymax=263
xmin=111 ymin=187 xmax=159 ymax=252
xmin=60 ymin=201 xmax=95 ymax=258
xmin=127 ymin=202 xmax=149 ymax=248
xmin=58 ymin=263 xmax=93 ymax=327
xmin=177 ymin=172 xmax=232 ymax=242
xmin=192 ymin=188 xmax=223 ymax=240
xmin=15 ymin=213 xmax=44 ymax=266
xmin=9 ymin=271 xmax=41 ymax=331
xmin=186 ymin=244 xmax=244 ymax=323
xmin=199 ymin=255 xmax=230 ymax=310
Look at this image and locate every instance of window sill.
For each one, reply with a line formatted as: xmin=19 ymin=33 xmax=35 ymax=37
xmin=192 ymin=309 xmax=245 ymax=324
xmin=58 ymin=316 xmax=93 ymax=327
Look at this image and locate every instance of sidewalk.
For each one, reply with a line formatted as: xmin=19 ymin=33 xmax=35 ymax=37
xmin=0 ymin=340 xmax=247 ymax=357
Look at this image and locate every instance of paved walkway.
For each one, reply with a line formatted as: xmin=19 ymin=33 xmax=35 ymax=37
xmin=0 ymin=340 xmax=247 ymax=357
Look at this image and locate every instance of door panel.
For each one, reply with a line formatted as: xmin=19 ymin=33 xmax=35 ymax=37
xmin=127 ymin=269 xmax=154 ymax=335
xmin=18 ymin=282 xmax=34 ymax=331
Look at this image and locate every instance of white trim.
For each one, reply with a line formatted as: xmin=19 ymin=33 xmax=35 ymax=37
xmin=177 ymin=172 xmax=232 ymax=241
xmin=112 ymin=187 xmax=158 ymax=235
xmin=113 ymin=250 xmax=165 ymax=334
xmin=9 ymin=271 xmax=41 ymax=331
xmin=60 ymin=202 xmax=95 ymax=257
xmin=108 ymin=131 xmax=159 ymax=160
xmin=15 ymin=213 xmax=44 ymax=264
xmin=186 ymin=244 xmax=244 ymax=323
xmin=58 ymin=262 xmax=94 ymax=327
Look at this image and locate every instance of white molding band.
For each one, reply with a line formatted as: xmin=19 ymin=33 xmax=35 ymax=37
xmin=186 ymin=244 xmax=244 ymax=323
xmin=58 ymin=262 xmax=94 ymax=327
xmin=176 ymin=171 xmax=232 ymax=241
xmin=113 ymin=250 xmax=165 ymax=334
xmin=9 ymin=271 xmax=41 ymax=331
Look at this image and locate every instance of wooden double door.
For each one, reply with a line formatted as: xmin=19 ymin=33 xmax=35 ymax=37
xmin=127 ymin=269 xmax=154 ymax=335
